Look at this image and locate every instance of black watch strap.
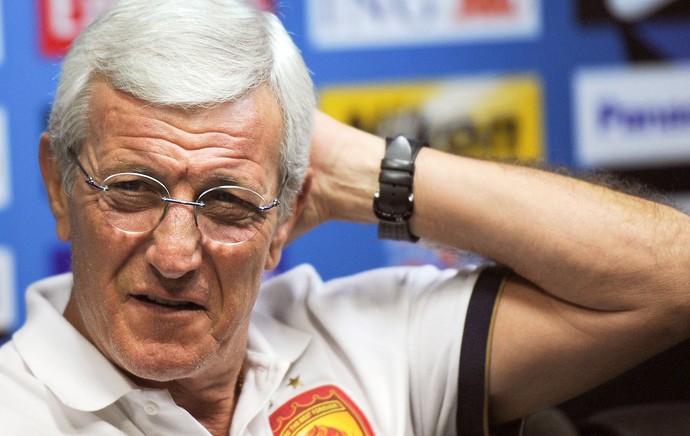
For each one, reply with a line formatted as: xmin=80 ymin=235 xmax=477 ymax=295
xmin=373 ymin=135 xmax=428 ymax=242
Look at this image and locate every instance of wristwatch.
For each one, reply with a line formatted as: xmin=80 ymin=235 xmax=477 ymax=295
xmin=373 ymin=135 xmax=428 ymax=242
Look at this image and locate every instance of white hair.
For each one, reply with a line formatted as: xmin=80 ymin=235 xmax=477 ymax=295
xmin=49 ymin=0 xmax=315 ymax=219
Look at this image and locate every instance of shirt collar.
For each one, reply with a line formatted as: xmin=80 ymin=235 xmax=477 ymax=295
xmin=13 ymin=273 xmax=136 ymax=412
xmin=12 ymin=272 xmax=312 ymax=415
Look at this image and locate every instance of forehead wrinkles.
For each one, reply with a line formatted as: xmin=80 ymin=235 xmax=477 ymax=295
xmin=87 ymin=82 xmax=284 ymax=164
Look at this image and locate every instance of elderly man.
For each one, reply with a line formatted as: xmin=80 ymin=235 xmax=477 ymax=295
xmin=1 ymin=0 xmax=689 ymax=435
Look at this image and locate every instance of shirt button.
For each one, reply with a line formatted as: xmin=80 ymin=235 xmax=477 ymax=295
xmin=143 ymin=400 xmax=160 ymax=415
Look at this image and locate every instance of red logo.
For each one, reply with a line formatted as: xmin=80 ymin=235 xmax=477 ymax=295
xmin=38 ymin=0 xmax=115 ymax=57
xmin=459 ymin=0 xmax=515 ymax=16
xmin=254 ymin=0 xmax=276 ymax=11
xmin=270 ymin=385 xmax=375 ymax=436
xmin=38 ymin=0 xmax=276 ymax=57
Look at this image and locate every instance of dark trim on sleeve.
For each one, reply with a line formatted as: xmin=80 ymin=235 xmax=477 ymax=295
xmin=456 ymin=264 xmax=522 ymax=436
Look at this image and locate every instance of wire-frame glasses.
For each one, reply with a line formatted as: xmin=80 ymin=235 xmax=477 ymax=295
xmin=68 ymin=148 xmax=283 ymax=245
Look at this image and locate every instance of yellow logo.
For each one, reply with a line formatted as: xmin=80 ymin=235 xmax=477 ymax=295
xmin=270 ymin=385 xmax=374 ymax=436
xmin=320 ymin=75 xmax=543 ymax=162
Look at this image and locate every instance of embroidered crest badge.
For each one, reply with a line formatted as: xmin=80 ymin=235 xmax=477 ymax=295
xmin=270 ymin=385 xmax=374 ymax=435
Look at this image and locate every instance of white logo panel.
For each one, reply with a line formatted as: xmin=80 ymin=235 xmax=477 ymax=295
xmin=0 ymin=107 xmax=9 ymax=209
xmin=308 ymin=0 xmax=541 ymax=49
xmin=0 ymin=247 xmax=15 ymax=331
xmin=574 ymin=64 xmax=690 ymax=168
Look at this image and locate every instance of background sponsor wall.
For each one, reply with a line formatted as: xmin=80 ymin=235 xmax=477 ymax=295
xmin=575 ymin=65 xmax=690 ymax=168
xmin=1 ymin=0 xmax=690 ymax=337
xmin=307 ymin=0 xmax=541 ymax=49
xmin=0 ymin=247 xmax=14 ymax=332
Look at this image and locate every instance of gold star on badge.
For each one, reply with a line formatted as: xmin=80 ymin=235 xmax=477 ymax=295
xmin=287 ymin=375 xmax=303 ymax=389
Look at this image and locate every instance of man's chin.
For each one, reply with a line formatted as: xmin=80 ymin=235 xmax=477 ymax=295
xmin=110 ymin=341 xmax=214 ymax=384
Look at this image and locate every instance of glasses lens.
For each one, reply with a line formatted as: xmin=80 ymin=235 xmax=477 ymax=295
xmin=197 ymin=186 xmax=267 ymax=244
xmin=98 ymin=173 xmax=168 ymax=233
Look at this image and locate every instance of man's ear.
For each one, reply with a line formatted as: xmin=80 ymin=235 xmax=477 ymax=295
xmin=264 ymin=170 xmax=313 ymax=271
xmin=39 ymin=133 xmax=71 ymax=241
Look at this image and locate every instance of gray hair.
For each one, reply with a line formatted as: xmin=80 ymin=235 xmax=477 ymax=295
xmin=49 ymin=0 xmax=315 ymax=220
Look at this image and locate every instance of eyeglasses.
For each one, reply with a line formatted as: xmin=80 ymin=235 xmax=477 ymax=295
xmin=68 ymin=149 xmax=283 ymax=245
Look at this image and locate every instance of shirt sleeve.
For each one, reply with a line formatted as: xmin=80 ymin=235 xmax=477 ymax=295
xmin=260 ymin=263 xmax=518 ymax=435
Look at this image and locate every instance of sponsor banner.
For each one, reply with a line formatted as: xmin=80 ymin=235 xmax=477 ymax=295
xmin=0 ymin=247 xmax=15 ymax=331
xmin=38 ymin=0 xmax=276 ymax=57
xmin=254 ymin=0 xmax=276 ymax=11
xmin=604 ymin=0 xmax=680 ymax=22
xmin=0 ymin=107 xmax=9 ymax=210
xmin=320 ymin=74 xmax=543 ymax=162
xmin=307 ymin=0 xmax=541 ymax=49
xmin=320 ymin=74 xmax=543 ymax=269
xmin=579 ymin=0 xmax=690 ymax=24
xmin=577 ymin=1 xmax=690 ymax=62
xmin=574 ymin=64 xmax=690 ymax=168
xmin=38 ymin=0 xmax=116 ymax=56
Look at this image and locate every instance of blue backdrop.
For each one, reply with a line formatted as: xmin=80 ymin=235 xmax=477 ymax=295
xmin=2 ymin=0 xmax=690 ymax=336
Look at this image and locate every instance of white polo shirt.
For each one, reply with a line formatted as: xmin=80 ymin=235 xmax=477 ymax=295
xmin=0 ymin=263 xmax=503 ymax=435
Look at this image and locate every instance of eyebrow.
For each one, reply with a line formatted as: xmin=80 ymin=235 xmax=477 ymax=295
xmin=104 ymin=159 xmax=263 ymax=193
xmin=204 ymin=172 xmax=265 ymax=193
xmin=102 ymin=159 xmax=157 ymax=178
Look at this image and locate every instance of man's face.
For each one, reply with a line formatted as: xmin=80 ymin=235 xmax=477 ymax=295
xmin=44 ymin=80 xmax=289 ymax=382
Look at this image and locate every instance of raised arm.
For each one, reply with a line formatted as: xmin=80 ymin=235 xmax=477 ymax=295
xmin=293 ymin=111 xmax=690 ymax=423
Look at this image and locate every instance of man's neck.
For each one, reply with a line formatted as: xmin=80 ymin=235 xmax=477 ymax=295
xmin=130 ymin=362 xmax=245 ymax=435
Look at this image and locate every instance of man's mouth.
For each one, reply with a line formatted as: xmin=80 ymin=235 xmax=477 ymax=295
xmin=133 ymin=294 xmax=204 ymax=310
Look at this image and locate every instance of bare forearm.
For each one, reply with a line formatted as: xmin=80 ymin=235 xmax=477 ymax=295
xmin=306 ymin=113 xmax=690 ymax=420
xmin=311 ymin=113 xmax=690 ymax=314
xmin=412 ymin=150 xmax=690 ymax=312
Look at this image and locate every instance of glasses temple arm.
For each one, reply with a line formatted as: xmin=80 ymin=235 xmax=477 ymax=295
xmin=68 ymin=148 xmax=108 ymax=191
xmin=258 ymin=173 xmax=289 ymax=212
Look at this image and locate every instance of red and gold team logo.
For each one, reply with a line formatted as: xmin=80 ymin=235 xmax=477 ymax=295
xmin=270 ymin=385 xmax=374 ymax=436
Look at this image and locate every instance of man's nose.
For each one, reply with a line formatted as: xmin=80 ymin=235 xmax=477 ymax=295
xmin=145 ymin=204 xmax=203 ymax=279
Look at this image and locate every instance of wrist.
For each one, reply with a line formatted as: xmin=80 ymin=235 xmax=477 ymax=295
xmin=314 ymin=116 xmax=384 ymax=224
